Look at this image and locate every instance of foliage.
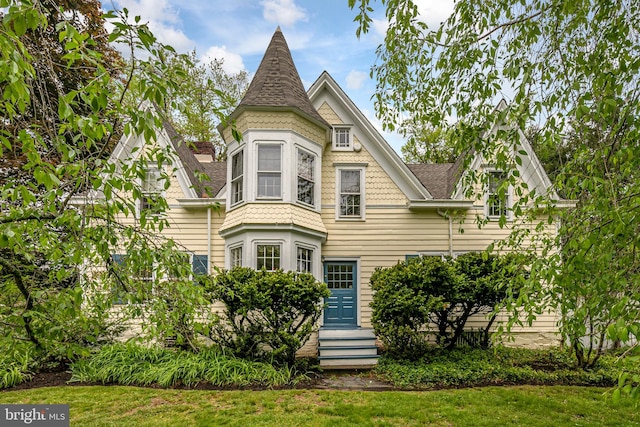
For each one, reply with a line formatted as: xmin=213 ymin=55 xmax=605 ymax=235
xmin=375 ymin=346 xmax=638 ymax=390
xmin=205 ymin=267 xmax=329 ymax=366
xmin=70 ymin=343 xmax=301 ymax=388
xmin=370 ymin=253 xmax=526 ymax=357
xmin=0 ymin=1 xmax=214 ymax=366
xmin=161 ymin=50 xmax=249 ymax=160
xmin=401 ymin=123 xmax=457 ymax=163
xmin=0 ymin=345 xmax=35 ymax=389
xmin=370 ymin=256 xmax=452 ymax=358
xmin=350 ymin=0 xmax=640 ymax=379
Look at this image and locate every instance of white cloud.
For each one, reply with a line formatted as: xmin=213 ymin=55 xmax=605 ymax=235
xmin=200 ymin=46 xmax=246 ymax=74
xmin=346 ymin=70 xmax=368 ymax=90
xmin=371 ymin=18 xmax=389 ymax=39
xmin=112 ymin=0 xmax=194 ymax=52
xmin=414 ymin=0 xmax=455 ymax=29
xmin=261 ymin=0 xmax=307 ymax=27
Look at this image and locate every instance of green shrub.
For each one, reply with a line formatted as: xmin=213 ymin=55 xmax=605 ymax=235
xmin=375 ymin=347 xmax=637 ymax=389
xmin=205 ymin=267 xmax=330 ymax=366
xmin=70 ymin=343 xmax=302 ymax=387
xmin=370 ymin=257 xmax=451 ymax=358
xmin=370 ymin=253 xmax=527 ymax=357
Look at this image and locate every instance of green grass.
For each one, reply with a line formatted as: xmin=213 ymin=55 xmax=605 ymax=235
xmin=0 ymin=385 xmax=638 ymax=426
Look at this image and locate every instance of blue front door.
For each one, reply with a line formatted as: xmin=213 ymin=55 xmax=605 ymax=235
xmin=323 ymin=261 xmax=357 ymax=326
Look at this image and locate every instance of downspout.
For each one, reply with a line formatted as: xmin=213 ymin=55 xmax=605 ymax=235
xmin=207 ymin=206 xmax=212 ymax=274
xmin=437 ymin=209 xmax=454 ymax=257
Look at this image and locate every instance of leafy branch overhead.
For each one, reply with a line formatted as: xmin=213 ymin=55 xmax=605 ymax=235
xmin=352 ymin=0 xmax=640 ymax=391
xmin=0 ymin=1 xmax=215 ymax=363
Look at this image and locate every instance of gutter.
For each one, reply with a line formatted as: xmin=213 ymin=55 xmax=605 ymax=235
xmin=409 ymin=199 xmax=474 ymax=209
xmin=176 ymin=198 xmax=225 ymax=208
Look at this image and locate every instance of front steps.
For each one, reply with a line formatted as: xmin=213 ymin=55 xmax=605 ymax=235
xmin=318 ymin=328 xmax=380 ymax=368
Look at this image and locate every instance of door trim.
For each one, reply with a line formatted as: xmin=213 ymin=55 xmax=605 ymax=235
xmin=322 ymin=257 xmax=360 ymax=327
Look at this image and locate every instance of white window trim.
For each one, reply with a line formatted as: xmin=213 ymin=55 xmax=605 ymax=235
xmin=255 ymin=241 xmax=283 ymax=271
xmin=332 ymin=125 xmax=353 ymax=151
xmin=230 ymin=149 xmax=244 ymax=207
xmin=229 ymin=244 xmax=243 ymax=268
xmin=295 ymin=244 xmax=314 ymax=274
xmin=256 ymin=143 xmax=283 ymax=200
xmin=296 ymin=147 xmax=316 ymax=208
xmin=111 ymin=253 xmax=156 ymax=304
xmin=335 ymin=166 xmax=366 ymax=221
xmin=484 ymin=170 xmax=512 ymax=221
xmin=138 ymin=166 xmax=166 ymax=218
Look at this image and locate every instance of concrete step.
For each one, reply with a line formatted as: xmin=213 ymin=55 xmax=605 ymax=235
xmin=318 ymin=337 xmax=377 ymax=347
xmin=319 ymin=345 xmax=378 ymax=357
xmin=319 ymin=354 xmax=380 ymax=368
xmin=318 ymin=328 xmax=376 ymax=340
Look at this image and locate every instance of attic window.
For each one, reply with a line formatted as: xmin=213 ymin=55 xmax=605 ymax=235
xmin=486 ymin=171 xmax=510 ymax=219
xmin=140 ymin=167 xmax=163 ymax=216
xmin=333 ymin=126 xmax=352 ymax=150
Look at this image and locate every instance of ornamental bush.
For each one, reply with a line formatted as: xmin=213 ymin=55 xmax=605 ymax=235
xmin=370 ymin=253 xmax=527 ymax=358
xmin=205 ymin=267 xmax=330 ymax=366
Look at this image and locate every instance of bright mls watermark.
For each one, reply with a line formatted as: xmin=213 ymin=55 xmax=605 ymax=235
xmin=1 ymin=405 xmax=69 ymax=426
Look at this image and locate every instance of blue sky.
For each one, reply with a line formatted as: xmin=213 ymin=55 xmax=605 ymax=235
xmin=108 ymin=0 xmax=454 ymax=154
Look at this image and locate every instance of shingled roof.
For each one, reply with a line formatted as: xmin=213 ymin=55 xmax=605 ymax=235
xmin=162 ymin=118 xmax=226 ymax=198
xmin=234 ymin=27 xmax=330 ymax=128
xmin=406 ymin=163 xmax=456 ymax=199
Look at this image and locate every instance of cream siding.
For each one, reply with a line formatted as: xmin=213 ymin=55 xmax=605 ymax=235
xmin=221 ymin=111 xmax=327 ymax=146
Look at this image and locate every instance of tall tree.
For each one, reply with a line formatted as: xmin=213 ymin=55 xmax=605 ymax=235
xmin=401 ymin=123 xmax=457 ymax=163
xmin=161 ymin=50 xmax=249 ymax=160
xmin=350 ymin=0 xmax=640 ymax=374
xmin=0 ymin=1 xmax=211 ymax=363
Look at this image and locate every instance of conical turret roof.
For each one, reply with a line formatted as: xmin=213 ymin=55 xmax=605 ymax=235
xmin=235 ymin=27 xmax=330 ymax=128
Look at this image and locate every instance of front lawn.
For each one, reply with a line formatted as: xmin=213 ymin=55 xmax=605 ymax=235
xmin=1 ymin=385 xmax=638 ymax=426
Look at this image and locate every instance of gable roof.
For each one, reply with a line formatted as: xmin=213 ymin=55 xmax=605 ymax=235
xmin=406 ymin=163 xmax=456 ymax=199
xmin=231 ymin=27 xmax=330 ymax=129
xmin=308 ymin=72 xmax=434 ymax=201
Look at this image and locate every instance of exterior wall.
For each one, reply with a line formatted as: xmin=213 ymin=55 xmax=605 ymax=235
xmin=315 ymin=99 xmax=559 ymax=346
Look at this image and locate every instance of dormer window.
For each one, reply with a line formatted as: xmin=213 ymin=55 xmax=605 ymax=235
xmin=257 ymin=144 xmax=282 ymax=199
xmin=333 ymin=126 xmax=352 ymax=150
xmin=231 ymin=150 xmax=244 ymax=206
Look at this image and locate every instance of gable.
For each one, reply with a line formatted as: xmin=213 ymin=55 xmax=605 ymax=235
xmin=308 ymin=72 xmax=432 ymax=202
xmin=451 ymin=122 xmax=560 ymax=203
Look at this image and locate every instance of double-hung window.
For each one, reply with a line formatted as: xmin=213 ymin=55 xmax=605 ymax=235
xmin=140 ymin=167 xmax=163 ymax=215
xmin=231 ymin=150 xmax=244 ymax=205
xmin=229 ymin=245 xmax=243 ymax=268
xmin=257 ymin=144 xmax=282 ymax=199
xmin=297 ymin=149 xmax=315 ymax=206
xmin=256 ymin=244 xmax=280 ymax=271
xmin=338 ymin=169 xmax=364 ymax=219
xmin=296 ymin=246 xmax=313 ymax=273
xmin=487 ymin=171 xmax=509 ymax=218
